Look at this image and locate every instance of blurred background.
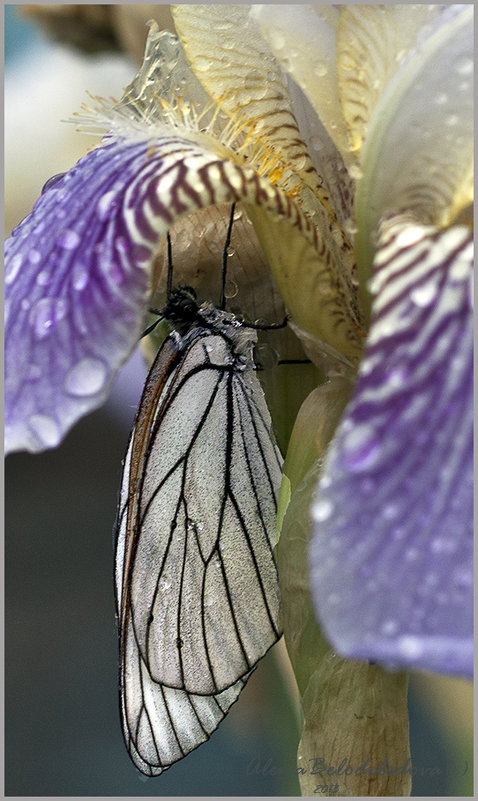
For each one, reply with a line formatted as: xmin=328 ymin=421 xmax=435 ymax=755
xmin=4 ymin=5 xmax=473 ymax=796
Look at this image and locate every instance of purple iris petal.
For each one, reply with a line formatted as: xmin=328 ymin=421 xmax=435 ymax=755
xmin=309 ymin=219 xmax=473 ymax=677
xmin=4 ymin=137 xmax=170 ymax=454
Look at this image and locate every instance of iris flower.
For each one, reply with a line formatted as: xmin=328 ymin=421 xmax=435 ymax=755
xmin=5 ymin=4 xmax=472 ymax=792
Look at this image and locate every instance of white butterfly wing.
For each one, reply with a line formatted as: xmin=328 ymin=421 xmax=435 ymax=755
xmin=120 ymin=600 xmax=248 ymax=776
xmin=115 ymin=329 xmax=282 ymax=774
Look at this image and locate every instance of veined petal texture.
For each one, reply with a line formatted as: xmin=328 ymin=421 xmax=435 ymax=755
xmin=310 ymin=216 xmax=473 ymax=677
xmin=4 ymin=138 xmax=167 ymax=453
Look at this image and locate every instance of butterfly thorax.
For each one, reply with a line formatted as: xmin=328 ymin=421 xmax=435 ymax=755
xmin=163 ymin=287 xmax=257 ymax=371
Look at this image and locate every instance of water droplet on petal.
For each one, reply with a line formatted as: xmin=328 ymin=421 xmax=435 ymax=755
xmin=28 ymin=249 xmax=41 ymax=265
xmin=348 ymin=164 xmax=363 ymax=180
xmin=254 ymin=342 xmax=279 ymax=370
xmin=56 ymin=228 xmax=80 ymax=250
xmin=397 ymin=635 xmax=423 ymax=659
xmin=341 ymin=424 xmax=381 ymax=471
xmin=452 ymin=565 xmax=472 ymax=588
xmin=314 ymin=498 xmax=334 ymax=522
xmin=115 ymin=236 xmax=129 ymax=255
xmin=382 ymin=503 xmax=399 ymax=520
xmin=41 ymin=172 xmax=66 ymax=195
xmin=410 ymin=280 xmax=438 ymax=307
xmin=5 ymin=253 xmax=23 ymax=284
xmin=270 ymin=29 xmax=286 ymax=51
xmin=381 ymin=619 xmax=398 ymax=636
xmin=28 ymin=413 xmax=61 ymax=448
xmin=72 ymin=264 xmax=89 ymax=291
xmin=445 ymin=113 xmax=459 ymax=127
xmin=96 ymin=190 xmax=119 ymax=221
xmin=29 ymin=297 xmax=68 ymax=340
xmin=64 ymin=357 xmax=108 ymax=397
xmin=454 ymin=56 xmax=472 ymax=76
xmin=224 ymin=277 xmax=238 ymax=298
xmin=36 ymin=270 xmax=51 ymax=286
xmin=313 ymin=61 xmax=328 ymax=77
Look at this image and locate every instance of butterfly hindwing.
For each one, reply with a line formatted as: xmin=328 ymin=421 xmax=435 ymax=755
xmin=115 ymin=298 xmax=282 ymax=775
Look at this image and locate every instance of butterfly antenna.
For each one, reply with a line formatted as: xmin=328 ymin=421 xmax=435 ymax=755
xmin=166 ymin=231 xmax=173 ymax=299
xmin=220 ymin=202 xmax=236 ymax=311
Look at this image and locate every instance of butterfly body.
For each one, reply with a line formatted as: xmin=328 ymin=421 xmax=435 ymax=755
xmin=115 ymin=287 xmax=282 ymax=775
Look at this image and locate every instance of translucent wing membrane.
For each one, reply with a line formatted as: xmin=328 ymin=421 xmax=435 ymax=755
xmin=115 ymin=291 xmax=283 ymax=774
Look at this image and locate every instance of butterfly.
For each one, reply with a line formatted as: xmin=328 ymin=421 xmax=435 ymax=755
xmin=114 ymin=206 xmax=283 ymax=775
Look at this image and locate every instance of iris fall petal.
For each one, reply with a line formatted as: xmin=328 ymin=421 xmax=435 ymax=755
xmin=309 ymin=216 xmax=473 ymax=677
xmin=4 ymin=139 xmax=163 ymax=453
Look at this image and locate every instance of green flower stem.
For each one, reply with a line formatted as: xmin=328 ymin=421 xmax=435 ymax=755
xmin=278 ymin=377 xmax=411 ymax=796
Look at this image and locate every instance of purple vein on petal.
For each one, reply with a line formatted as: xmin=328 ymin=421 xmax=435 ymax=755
xmin=4 ymin=137 xmax=174 ymax=454
xmin=309 ymin=216 xmax=473 ymax=678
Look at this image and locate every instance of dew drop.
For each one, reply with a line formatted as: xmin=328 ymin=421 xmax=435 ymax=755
xmin=56 ymin=228 xmax=80 ymax=250
xmin=28 ymin=413 xmax=61 ymax=448
xmin=410 ymin=280 xmax=438 ymax=307
xmin=270 ymin=29 xmax=286 ymax=51
xmin=429 ymin=537 xmax=456 ymax=555
xmin=36 ymin=270 xmax=51 ymax=287
xmin=314 ymin=498 xmax=334 ymax=522
xmin=452 ymin=565 xmax=472 ymax=589
xmin=382 ymin=503 xmax=399 ymax=521
xmin=445 ymin=113 xmax=459 ymax=127
xmin=115 ymin=236 xmax=129 ymax=255
xmin=29 ymin=297 xmax=67 ymax=340
xmin=454 ymin=56 xmax=472 ymax=76
xmin=254 ymin=342 xmax=279 ymax=370
xmin=391 ymin=525 xmax=406 ymax=541
xmin=5 ymin=253 xmax=23 ymax=284
xmin=96 ymin=190 xmax=119 ymax=222
xmin=313 ymin=61 xmax=328 ymax=78
xmin=341 ymin=424 xmax=381 ymax=471
xmin=397 ymin=635 xmax=423 ymax=659
xmin=309 ymin=134 xmax=323 ymax=151
xmin=224 ymin=279 xmax=238 ymax=298
xmin=327 ymin=592 xmax=340 ymax=607
xmin=64 ymin=357 xmax=108 ymax=397
xmin=41 ymin=172 xmax=66 ymax=195
xmin=28 ymin=249 xmax=41 ymax=265
xmin=72 ymin=264 xmax=89 ymax=291
xmin=348 ymin=164 xmax=363 ymax=181
xmin=381 ymin=619 xmax=398 ymax=636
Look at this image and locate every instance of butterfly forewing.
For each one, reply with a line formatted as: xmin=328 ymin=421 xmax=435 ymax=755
xmin=115 ymin=298 xmax=282 ymax=775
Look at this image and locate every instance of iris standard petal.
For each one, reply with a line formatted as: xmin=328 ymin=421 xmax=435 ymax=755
xmin=173 ymin=4 xmax=321 ymax=191
xmin=337 ymin=4 xmax=442 ymax=158
xmin=309 ymin=216 xmax=473 ymax=678
xmin=355 ymin=5 xmax=473 ymax=297
xmin=250 ymin=4 xmax=352 ymax=168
